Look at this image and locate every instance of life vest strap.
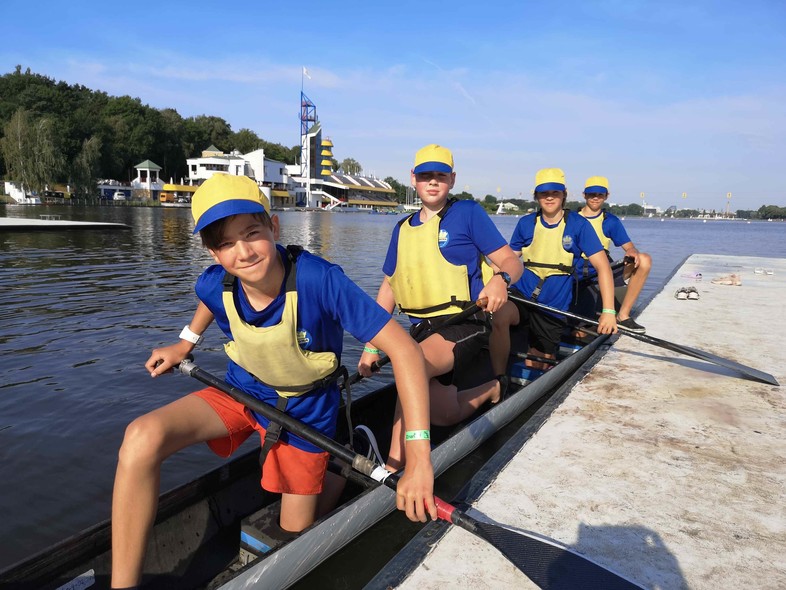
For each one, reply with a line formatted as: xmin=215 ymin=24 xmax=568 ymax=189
xmin=259 ymin=396 xmax=289 ymax=467
xmin=398 ymin=295 xmax=475 ymax=317
xmin=250 ymin=362 xmax=346 ymax=394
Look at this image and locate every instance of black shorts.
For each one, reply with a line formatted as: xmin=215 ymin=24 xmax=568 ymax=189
xmin=410 ymin=310 xmax=491 ymax=387
xmin=510 ymin=295 xmax=565 ymax=356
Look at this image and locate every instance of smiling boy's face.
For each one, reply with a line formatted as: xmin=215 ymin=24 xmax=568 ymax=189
xmin=584 ymin=192 xmax=607 ymax=211
xmin=207 ymin=213 xmax=281 ymax=285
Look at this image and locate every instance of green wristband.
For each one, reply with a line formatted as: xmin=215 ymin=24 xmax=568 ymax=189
xmin=405 ymin=430 xmax=431 ymax=441
xmin=363 ymin=346 xmax=380 ymax=354
xmin=601 ymin=309 xmax=617 ymax=315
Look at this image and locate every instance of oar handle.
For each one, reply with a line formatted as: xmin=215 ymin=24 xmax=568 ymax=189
xmin=344 ymin=298 xmax=488 ymax=388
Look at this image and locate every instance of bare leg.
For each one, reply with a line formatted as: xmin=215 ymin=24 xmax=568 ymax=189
xmin=618 ymin=254 xmax=652 ymax=321
xmin=111 ymin=395 xmax=229 ymax=588
xmin=489 ymin=301 xmax=521 ymax=376
xmin=526 ymin=346 xmax=556 ymax=371
xmin=430 ymin=378 xmax=501 ymax=425
xmin=280 ymin=493 xmax=319 ymax=532
xmin=316 ymin=470 xmax=347 ymax=518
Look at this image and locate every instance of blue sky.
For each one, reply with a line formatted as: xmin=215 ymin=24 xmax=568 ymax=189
xmin=2 ymin=0 xmax=785 ymax=210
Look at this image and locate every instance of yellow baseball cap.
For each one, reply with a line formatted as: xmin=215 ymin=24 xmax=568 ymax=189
xmin=534 ymin=168 xmax=566 ymax=193
xmin=413 ymin=144 xmax=454 ymax=174
xmin=191 ymin=174 xmax=270 ymax=234
xmin=584 ymin=176 xmax=609 ymax=195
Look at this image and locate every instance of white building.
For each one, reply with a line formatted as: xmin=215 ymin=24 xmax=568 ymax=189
xmin=186 ymin=145 xmax=246 ymax=182
xmin=186 ymin=145 xmax=294 ymax=208
xmin=3 ymin=181 xmax=41 ymax=204
xmin=96 ymin=160 xmax=165 ymax=200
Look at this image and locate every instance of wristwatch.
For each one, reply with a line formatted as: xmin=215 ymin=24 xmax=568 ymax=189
xmin=179 ymin=325 xmax=204 ymax=345
xmin=494 ymin=271 xmax=511 ymax=286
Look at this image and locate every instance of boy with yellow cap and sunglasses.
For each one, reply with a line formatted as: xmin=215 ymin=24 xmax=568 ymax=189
xmin=110 ymin=174 xmax=436 ymax=589
xmin=575 ymin=176 xmax=651 ymax=334
xmin=489 ymin=168 xmax=618 ymax=378
xmin=358 ymin=144 xmax=523 ymax=472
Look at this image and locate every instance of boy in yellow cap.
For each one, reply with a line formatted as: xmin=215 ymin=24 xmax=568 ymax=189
xmin=576 ymin=176 xmax=651 ymax=333
xmin=110 ymin=174 xmax=436 ymax=589
xmin=358 ymin=144 xmax=523 ymax=471
xmin=489 ymin=168 xmax=618 ymax=377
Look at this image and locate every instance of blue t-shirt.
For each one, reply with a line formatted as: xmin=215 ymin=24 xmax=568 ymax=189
xmin=510 ymin=210 xmax=604 ymax=310
xmin=196 ymin=244 xmax=390 ymax=452
xmin=382 ymin=199 xmax=507 ymax=320
xmin=574 ymin=210 xmax=632 ymax=277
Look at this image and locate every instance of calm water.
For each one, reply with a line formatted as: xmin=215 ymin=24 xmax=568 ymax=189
xmin=1 ymin=204 xmax=784 ymax=569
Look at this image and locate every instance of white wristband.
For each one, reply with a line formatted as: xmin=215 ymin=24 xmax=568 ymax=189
xmin=179 ymin=325 xmax=203 ymax=345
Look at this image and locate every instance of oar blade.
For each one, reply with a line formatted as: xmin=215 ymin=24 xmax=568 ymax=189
xmin=624 ymin=331 xmax=779 ymax=386
xmin=474 ymin=521 xmax=643 ymax=590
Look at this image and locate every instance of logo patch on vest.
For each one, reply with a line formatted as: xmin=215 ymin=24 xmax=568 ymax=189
xmin=562 ymin=235 xmax=574 ymax=249
xmin=438 ymin=229 xmax=449 ymax=248
xmin=297 ymin=330 xmax=311 ymax=348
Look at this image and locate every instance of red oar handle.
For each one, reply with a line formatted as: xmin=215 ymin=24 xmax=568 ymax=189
xmin=435 ymin=496 xmax=456 ymax=522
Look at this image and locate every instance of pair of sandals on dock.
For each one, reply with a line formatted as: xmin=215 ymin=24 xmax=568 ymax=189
xmin=675 ymin=286 xmax=700 ymax=300
xmin=711 ymin=273 xmax=742 ymax=286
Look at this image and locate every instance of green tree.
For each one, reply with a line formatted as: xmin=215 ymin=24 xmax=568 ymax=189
xmin=339 ymin=158 xmax=362 ymax=175
xmin=0 ymin=108 xmax=63 ymax=192
xmin=384 ymin=176 xmax=407 ymax=203
xmin=232 ymin=128 xmax=262 ymax=154
xmin=69 ymin=135 xmax=102 ymax=197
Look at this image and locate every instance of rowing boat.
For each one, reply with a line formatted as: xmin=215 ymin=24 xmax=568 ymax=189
xmin=0 ymin=332 xmax=608 ymax=590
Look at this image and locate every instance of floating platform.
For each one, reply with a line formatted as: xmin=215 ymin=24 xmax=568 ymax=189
xmin=0 ymin=216 xmax=131 ymax=230
xmin=373 ymin=254 xmax=785 ymax=589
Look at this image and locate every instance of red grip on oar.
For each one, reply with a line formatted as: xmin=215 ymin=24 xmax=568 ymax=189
xmin=434 ymin=496 xmax=455 ymax=522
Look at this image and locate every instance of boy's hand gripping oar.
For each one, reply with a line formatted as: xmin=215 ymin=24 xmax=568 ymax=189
xmin=508 ymin=292 xmax=778 ymax=386
xmin=177 ymin=359 xmax=643 ymax=589
xmin=344 ymin=298 xmax=488 ymax=388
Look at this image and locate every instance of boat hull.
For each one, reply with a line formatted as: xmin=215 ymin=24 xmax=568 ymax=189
xmin=0 ymin=335 xmax=606 ymax=590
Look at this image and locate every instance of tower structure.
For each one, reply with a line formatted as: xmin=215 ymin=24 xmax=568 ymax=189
xmin=299 ymin=92 xmax=317 ymax=206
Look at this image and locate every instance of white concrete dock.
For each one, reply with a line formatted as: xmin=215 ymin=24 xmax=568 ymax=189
xmin=0 ymin=216 xmax=130 ymax=230
xmin=394 ymin=254 xmax=785 ymax=589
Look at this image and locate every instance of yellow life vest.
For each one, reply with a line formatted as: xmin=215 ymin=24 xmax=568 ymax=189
xmin=221 ymin=248 xmax=340 ymax=397
xmin=388 ymin=200 xmax=475 ymax=318
xmin=579 ymin=210 xmax=611 ymax=255
xmin=520 ymin=212 xmax=575 ymax=280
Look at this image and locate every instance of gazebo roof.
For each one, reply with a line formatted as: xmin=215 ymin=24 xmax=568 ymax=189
xmin=134 ymin=159 xmax=162 ymax=170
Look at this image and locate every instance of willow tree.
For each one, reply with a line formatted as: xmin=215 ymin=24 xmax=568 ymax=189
xmin=0 ymin=108 xmax=63 ymax=192
xmin=70 ymin=135 xmax=102 ymax=197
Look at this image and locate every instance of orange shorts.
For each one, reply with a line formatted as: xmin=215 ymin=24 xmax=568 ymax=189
xmin=193 ymin=387 xmax=329 ymax=495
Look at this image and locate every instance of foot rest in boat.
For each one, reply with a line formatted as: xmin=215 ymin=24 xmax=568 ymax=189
xmin=509 ymin=361 xmax=545 ymax=386
xmin=239 ymin=501 xmax=299 ymax=565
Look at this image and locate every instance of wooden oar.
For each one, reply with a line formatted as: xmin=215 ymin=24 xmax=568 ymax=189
xmin=177 ymin=359 xmax=643 ymax=589
xmin=343 ymin=298 xmax=487 ymax=388
xmin=508 ymin=292 xmax=779 ymax=386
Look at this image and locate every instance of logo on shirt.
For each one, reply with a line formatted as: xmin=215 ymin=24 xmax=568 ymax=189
xmin=297 ymin=329 xmax=311 ymax=348
xmin=562 ymin=235 xmax=574 ymax=249
xmin=438 ymin=229 xmax=450 ymax=248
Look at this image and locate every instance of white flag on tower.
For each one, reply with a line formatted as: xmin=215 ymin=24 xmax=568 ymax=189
xmin=302 ymin=66 xmax=311 ymax=80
